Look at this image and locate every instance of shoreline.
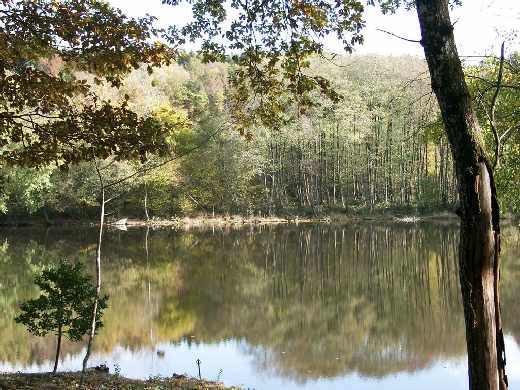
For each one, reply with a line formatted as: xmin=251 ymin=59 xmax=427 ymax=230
xmin=2 ymin=210 xmax=519 ymax=230
xmin=123 ymin=211 xmax=462 ymax=228
xmin=0 ymin=211 xmax=465 ymax=229
xmin=0 ymin=371 xmax=240 ymax=389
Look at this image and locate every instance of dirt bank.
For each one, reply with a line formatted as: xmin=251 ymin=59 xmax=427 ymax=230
xmin=0 ymin=371 xmax=241 ymax=390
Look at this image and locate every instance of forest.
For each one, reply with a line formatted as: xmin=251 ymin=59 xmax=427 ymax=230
xmin=1 ymin=52 xmax=518 ymax=220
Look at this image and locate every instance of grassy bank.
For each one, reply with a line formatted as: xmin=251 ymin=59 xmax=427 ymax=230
xmin=0 ymin=371 xmax=240 ymax=390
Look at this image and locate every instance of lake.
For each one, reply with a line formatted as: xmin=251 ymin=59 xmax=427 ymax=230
xmin=1 ymin=222 xmax=519 ymax=389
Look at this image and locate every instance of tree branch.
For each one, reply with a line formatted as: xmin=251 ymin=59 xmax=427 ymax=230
xmin=104 ymin=121 xmax=227 ymax=190
xmin=490 ymin=42 xmax=505 ymax=170
xmin=465 ymin=74 xmax=520 ymax=91
xmin=499 ymin=122 xmax=520 ymax=143
xmin=376 ymin=29 xmax=421 ymax=44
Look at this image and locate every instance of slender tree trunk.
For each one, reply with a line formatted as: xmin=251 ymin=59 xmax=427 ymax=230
xmin=53 ymin=322 xmax=62 ymax=374
xmin=416 ymin=1 xmax=507 ymax=389
xmin=144 ymin=180 xmax=150 ymax=221
xmin=80 ymin=173 xmax=105 ymax=388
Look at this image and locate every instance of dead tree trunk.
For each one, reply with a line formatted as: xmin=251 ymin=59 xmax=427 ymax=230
xmin=415 ymin=1 xmax=507 ymax=389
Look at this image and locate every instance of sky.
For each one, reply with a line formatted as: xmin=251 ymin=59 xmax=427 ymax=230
xmin=107 ymin=0 xmax=520 ymax=59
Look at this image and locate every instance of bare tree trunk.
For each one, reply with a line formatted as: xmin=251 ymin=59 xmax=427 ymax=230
xmin=416 ymin=1 xmax=507 ymax=389
xmin=53 ymin=322 xmax=62 ymax=374
xmin=80 ymin=164 xmax=105 ymax=388
xmin=144 ymin=180 xmax=150 ymax=221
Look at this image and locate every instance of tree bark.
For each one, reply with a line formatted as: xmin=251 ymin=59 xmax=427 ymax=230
xmin=415 ymin=1 xmax=507 ymax=389
xmin=53 ymin=322 xmax=62 ymax=374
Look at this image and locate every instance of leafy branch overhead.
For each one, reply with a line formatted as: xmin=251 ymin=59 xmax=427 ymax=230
xmin=163 ymin=0 xmax=465 ymax=132
xmin=0 ymin=0 xmax=177 ymax=167
xmin=164 ymin=0 xmax=369 ymax=130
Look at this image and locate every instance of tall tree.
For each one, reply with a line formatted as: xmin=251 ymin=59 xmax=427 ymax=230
xmin=415 ymin=1 xmax=507 ymax=388
xmin=166 ymin=0 xmax=510 ymax=388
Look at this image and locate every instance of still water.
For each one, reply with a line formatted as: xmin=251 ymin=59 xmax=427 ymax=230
xmin=1 ymin=223 xmax=519 ymax=389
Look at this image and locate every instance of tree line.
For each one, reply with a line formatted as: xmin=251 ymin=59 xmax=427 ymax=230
xmin=5 ymin=52 xmax=518 ymax=219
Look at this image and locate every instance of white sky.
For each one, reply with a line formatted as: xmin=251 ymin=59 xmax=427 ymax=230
xmin=108 ymin=0 xmax=520 ymax=59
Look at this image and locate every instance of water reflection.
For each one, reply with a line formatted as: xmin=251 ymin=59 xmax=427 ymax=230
xmin=0 ymin=223 xmax=519 ymax=389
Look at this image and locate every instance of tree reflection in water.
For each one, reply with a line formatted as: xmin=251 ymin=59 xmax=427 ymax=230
xmin=0 ymin=223 xmax=519 ymax=382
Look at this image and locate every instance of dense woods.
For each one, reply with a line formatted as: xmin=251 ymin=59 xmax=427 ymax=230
xmin=3 ymin=52 xmax=518 ymax=220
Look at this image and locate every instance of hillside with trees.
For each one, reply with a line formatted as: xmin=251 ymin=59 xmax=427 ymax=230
xmin=2 ymin=53 xmax=517 ymax=221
